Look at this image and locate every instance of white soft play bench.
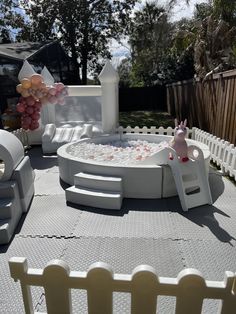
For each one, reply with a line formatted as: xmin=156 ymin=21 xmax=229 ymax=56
xmin=41 ymin=95 xmax=104 ymax=153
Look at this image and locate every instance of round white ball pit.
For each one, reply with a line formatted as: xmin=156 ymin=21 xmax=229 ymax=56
xmin=57 ymin=133 xmax=211 ymax=199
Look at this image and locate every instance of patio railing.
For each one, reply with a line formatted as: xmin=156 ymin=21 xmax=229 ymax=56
xmin=9 ymin=257 xmax=236 ymax=314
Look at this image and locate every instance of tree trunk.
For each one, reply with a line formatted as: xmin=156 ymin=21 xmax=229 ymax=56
xmin=81 ymin=51 xmax=87 ymax=85
xmin=81 ymin=0 xmax=89 ymax=85
xmin=69 ymin=36 xmax=81 ymax=84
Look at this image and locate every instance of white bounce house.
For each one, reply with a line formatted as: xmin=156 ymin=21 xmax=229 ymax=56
xmin=24 ymin=61 xmax=120 ymax=153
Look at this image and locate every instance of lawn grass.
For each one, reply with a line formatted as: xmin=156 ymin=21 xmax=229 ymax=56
xmin=119 ymin=111 xmax=175 ymax=128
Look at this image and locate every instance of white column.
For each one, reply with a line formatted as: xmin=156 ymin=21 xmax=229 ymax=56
xmin=98 ymin=61 xmax=119 ymax=133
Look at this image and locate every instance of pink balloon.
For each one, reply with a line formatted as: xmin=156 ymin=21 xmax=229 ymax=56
xmin=35 ymin=101 xmax=42 ymax=108
xmin=26 ymin=107 xmax=34 ymax=114
xmin=48 ymin=95 xmax=57 ymax=104
xmin=16 ymin=103 xmax=25 ymax=113
xmin=22 ymin=123 xmax=29 ymax=130
xmin=34 ymin=108 xmax=40 ymax=114
xmin=55 ymin=82 xmax=64 ymax=91
xmin=32 ymin=112 xmax=40 ymax=120
xmin=24 ymin=116 xmax=32 ymax=125
xmin=30 ymin=121 xmax=39 ymax=130
xmin=48 ymin=87 xmax=57 ymax=96
xmin=26 ymin=96 xmax=35 ymax=105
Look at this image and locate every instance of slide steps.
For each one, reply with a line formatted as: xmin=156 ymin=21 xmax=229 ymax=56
xmin=168 ymin=147 xmax=212 ymax=211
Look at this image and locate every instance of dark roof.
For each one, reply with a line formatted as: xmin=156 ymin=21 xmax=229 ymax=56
xmin=0 ymin=41 xmax=57 ymax=61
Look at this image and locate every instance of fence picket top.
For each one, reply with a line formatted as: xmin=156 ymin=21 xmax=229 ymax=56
xmin=9 ymin=256 xmax=28 ymax=281
xmin=142 ymin=126 xmax=148 ymax=132
xmin=87 ymin=261 xmax=114 ymax=275
xmin=166 ymin=126 xmax=173 ymax=135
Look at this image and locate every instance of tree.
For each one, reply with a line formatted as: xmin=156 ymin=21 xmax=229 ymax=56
xmin=0 ymin=29 xmax=11 ymax=43
xmin=18 ymin=0 xmax=137 ymax=84
xmin=0 ymin=0 xmax=25 ymax=42
xmin=194 ymin=2 xmax=213 ymax=21
xmin=128 ymin=2 xmax=173 ymax=86
xmin=192 ymin=1 xmax=236 ymax=78
xmin=212 ymin=0 xmax=236 ymax=25
xmin=117 ymin=58 xmax=132 ymax=87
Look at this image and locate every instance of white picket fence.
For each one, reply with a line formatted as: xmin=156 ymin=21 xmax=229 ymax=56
xmin=117 ymin=125 xmax=193 ymax=138
xmin=9 ymin=257 xmax=236 ymax=314
xmin=192 ymin=128 xmax=236 ymax=180
xmin=117 ymin=126 xmax=236 ymax=181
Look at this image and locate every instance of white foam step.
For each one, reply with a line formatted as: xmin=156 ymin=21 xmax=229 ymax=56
xmin=0 ymin=198 xmax=13 ymax=219
xmin=0 ymin=205 xmax=22 ymax=244
xmin=74 ymin=172 xmax=122 ymax=192
xmin=0 ymin=182 xmax=16 ymax=198
xmin=66 ymin=186 xmax=123 ymax=210
xmin=0 ymin=181 xmax=23 ymax=244
xmin=0 ymin=219 xmax=12 ymax=244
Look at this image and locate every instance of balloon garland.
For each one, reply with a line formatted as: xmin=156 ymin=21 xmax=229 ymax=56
xmin=16 ymin=73 xmax=68 ymax=130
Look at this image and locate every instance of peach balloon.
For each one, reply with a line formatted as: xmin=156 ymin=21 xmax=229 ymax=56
xmin=21 ymin=89 xmax=30 ymax=98
xmin=21 ymin=78 xmax=31 ymax=89
xmin=39 ymin=82 xmax=47 ymax=89
xmin=30 ymin=74 xmax=43 ymax=85
xmin=16 ymin=84 xmax=23 ymax=93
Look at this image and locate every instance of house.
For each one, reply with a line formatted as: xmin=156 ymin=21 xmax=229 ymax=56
xmin=0 ymin=41 xmax=73 ymax=125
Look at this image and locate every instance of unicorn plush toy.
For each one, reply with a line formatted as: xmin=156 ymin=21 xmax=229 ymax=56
xmin=169 ymin=119 xmax=189 ymax=162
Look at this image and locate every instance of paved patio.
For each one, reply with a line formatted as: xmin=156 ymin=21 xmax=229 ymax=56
xmin=0 ymin=146 xmax=236 ymax=313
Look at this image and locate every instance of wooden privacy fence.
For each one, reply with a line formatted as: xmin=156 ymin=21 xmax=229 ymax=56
xmin=166 ymin=70 xmax=236 ymax=145
xmin=9 ymin=257 xmax=236 ymax=314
